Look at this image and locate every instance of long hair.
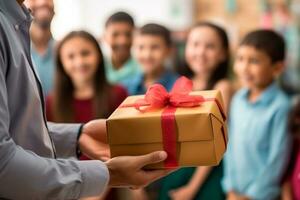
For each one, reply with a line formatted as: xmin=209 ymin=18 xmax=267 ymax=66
xmin=187 ymin=22 xmax=230 ymax=90
xmin=52 ymin=31 xmax=111 ymax=122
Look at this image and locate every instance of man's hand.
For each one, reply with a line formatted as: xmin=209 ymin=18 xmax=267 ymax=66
xmin=78 ymin=119 xmax=110 ymax=161
xmin=105 ymin=151 xmax=172 ymax=189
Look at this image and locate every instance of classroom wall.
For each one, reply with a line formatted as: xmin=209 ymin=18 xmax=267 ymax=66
xmin=51 ymin=0 xmax=194 ymax=40
xmin=194 ymin=0 xmax=261 ymax=48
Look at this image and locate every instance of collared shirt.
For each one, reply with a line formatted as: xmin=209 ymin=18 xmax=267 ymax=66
xmin=222 ymin=82 xmax=291 ymax=200
xmin=123 ymin=70 xmax=179 ymax=95
xmin=31 ymin=38 xmax=55 ymax=96
xmin=0 ymin=1 xmax=108 ymax=199
xmin=104 ymin=56 xmax=141 ymax=85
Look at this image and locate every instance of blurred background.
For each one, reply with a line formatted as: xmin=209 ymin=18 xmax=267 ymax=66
xmin=51 ymin=0 xmax=300 ymax=92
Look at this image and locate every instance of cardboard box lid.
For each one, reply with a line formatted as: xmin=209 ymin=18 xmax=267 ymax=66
xmin=107 ymin=90 xmax=226 ymax=145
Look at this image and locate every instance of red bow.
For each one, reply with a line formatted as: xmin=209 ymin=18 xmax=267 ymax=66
xmin=134 ymin=76 xmax=205 ymax=112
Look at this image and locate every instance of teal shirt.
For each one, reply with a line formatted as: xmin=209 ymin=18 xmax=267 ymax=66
xmin=104 ymin=57 xmax=141 ymax=85
xmin=123 ymin=70 xmax=179 ymax=95
xmin=222 ymin=82 xmax=292 ymax=199
xmin=31 ymin=39 xmax=55 ymax=96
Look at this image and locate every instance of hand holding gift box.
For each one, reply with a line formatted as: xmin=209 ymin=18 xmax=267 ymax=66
xmin=107 ymin=76 xmax=228 ymax=169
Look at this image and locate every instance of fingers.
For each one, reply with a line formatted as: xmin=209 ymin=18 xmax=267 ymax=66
xmin=100 ymin=156 xmax=110 ymax=161
xmin=142 ymin=169 xmax=170 ymax=184
xmin=135 ymin=151 xmax=167 ymax=167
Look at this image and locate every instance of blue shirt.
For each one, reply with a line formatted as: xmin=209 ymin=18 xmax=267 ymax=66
xmin=222 ymin=82 xmax=291 ymax=200
xmin=124 ymin=70 xmax=179 ymax=95
xmin=31 ymin=39 xmax=55 ymax=96
xmin=104 ymin=56 xmax=141 ymax=85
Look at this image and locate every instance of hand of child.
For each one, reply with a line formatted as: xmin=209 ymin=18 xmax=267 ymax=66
xmin=168 ymin=185 xmax=197 ymax=200
xmin=227 ymin=191 xmax=251 ymax=200
xmin=227 ymin=191 xmax=240 ymax=200
xmin=238 ymin=196 xmax=251 ymax=200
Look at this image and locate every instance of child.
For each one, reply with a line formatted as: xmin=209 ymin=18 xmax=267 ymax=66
xmin=122 ymin=23 xmax=178 ymax=200
xmin=159 ymin=22 xmax=233 ymax=200
xmin=103 ymin=11 xmax=141 ymax=85
xmin=125 ymin=23 xmax=178 ymax=95
xmin=46 ymin=30 xmax=127 ymax=154
xmin=222 ymin=30 xmax=291 ymax=200
xmin=282 ymin=100 xmax=300 ymax=200
xmin=46 ymin=31 xmax=128 ymax=200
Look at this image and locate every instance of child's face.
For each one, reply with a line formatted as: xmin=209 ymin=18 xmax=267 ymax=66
xmin=133 ymin=34 xmax=170 ymax=74
xmin=60 ymin=37 xmax=99 ymax=85
xmin=185 ymin=26 xmax=226 ymax=76
xmin=234 ymin=45 xmax=283 ymax=90
xmin=104 ymin=22 xmax=134 ymax=61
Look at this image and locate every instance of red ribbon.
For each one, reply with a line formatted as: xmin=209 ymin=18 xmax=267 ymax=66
xmin=120 ymin=76 xmax=226 ymax=168
xmin=133 ymin=76 xmax=205 ymax=112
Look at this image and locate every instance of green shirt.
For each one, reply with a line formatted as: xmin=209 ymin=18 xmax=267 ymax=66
xmin=104 ymin=56 xmax=141 ymax=84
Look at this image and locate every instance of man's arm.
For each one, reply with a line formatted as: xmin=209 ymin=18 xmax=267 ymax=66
xmin=48 ymin=120 xmax=111 ymax=161
xmin=0 ymin=48 xmax=109 ymax=199
xmin=47 ymin=122 xmax=81 ymax=159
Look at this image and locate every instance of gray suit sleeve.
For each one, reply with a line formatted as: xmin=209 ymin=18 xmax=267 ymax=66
xmin=0 ymin=46 xmax=109 ymax=200
xmin=47 ymin=122 xmax=82 ymax=159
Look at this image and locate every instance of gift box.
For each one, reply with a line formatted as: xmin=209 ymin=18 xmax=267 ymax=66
xmin=107 ymin=77 xmax=228 ymax=169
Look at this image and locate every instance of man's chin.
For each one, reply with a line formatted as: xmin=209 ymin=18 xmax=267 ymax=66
xmin=34 ymin=19 xmax=52 ymax=30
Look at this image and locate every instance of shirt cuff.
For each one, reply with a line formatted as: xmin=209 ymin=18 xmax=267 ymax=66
xmin=76 ymin=124 xmax=84 ymax=158
xmin=77 ymin=160 xmax=109 ymax=198
xmin=221 ymin=177 xmax=232 ymax=193
xmin=245 ymin=184 xmax=280 ymax=200
xmin=47 ymin=122 xmax=82 ymax=159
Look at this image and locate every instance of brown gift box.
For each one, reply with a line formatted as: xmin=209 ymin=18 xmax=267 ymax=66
xmin=107 ymin=90 xmax=228 ymax=169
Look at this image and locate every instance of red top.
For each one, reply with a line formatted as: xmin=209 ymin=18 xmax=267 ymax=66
xmin=291 ymin=138 xmax=300 ymax=200
xmin=46 ymin=85 xmax=128 ymax=159
xmin=285 ymin=138 xmax=300 ymax=200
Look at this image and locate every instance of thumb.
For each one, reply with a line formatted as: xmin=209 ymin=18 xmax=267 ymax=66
xmin=135 ymin=151 xmax=167 ymax=167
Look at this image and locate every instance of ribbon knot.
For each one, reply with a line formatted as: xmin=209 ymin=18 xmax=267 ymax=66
xmin=134 ymin=76 xmax=205 ymax=112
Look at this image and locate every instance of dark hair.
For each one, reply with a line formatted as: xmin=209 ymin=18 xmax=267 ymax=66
xmin=188 ymin=22 xmax=230 ymax=90
xmin=138 ymin=23 xmax=172 ymax=47
xmin=53 ymin=31 xmax=111 ymax=122
xmin=288 ymin=99 xmax=300 ymax=136
xmin=240 ymin=29 xmax=285 ymax=63
xmin=105 ymin=11 xmax=134 ymax=27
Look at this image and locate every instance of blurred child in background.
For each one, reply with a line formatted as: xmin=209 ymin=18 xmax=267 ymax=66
xmin=123 ymin=23 xmax=178 ymax=200
xmin=46 ymin=30 xmax=128 ymax=200
xmin=47 ymin=31 xmax=127 ymax=124
xmin=125 ymin=23 xmax=178 ymax=95
xmin=282 ymin=99 xmax=300 ymax=200
xmin=103 ymin=11 xmax=140 ymax=85
xmin=222 ymin=30 xmax=291 ymax=200
xmin=159 ymin=22 xmax=233 ymax=200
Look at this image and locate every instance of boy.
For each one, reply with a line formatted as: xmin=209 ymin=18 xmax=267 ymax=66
xmin=222 ymin=30 xmax=291 ymax=200
xmin=125 ymin=23 xmax=178 ymax=95
xmin=26 ymin=0 xmax=55 ymax=96
xmin=103 ymin=11 xmax=140 ymax=84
